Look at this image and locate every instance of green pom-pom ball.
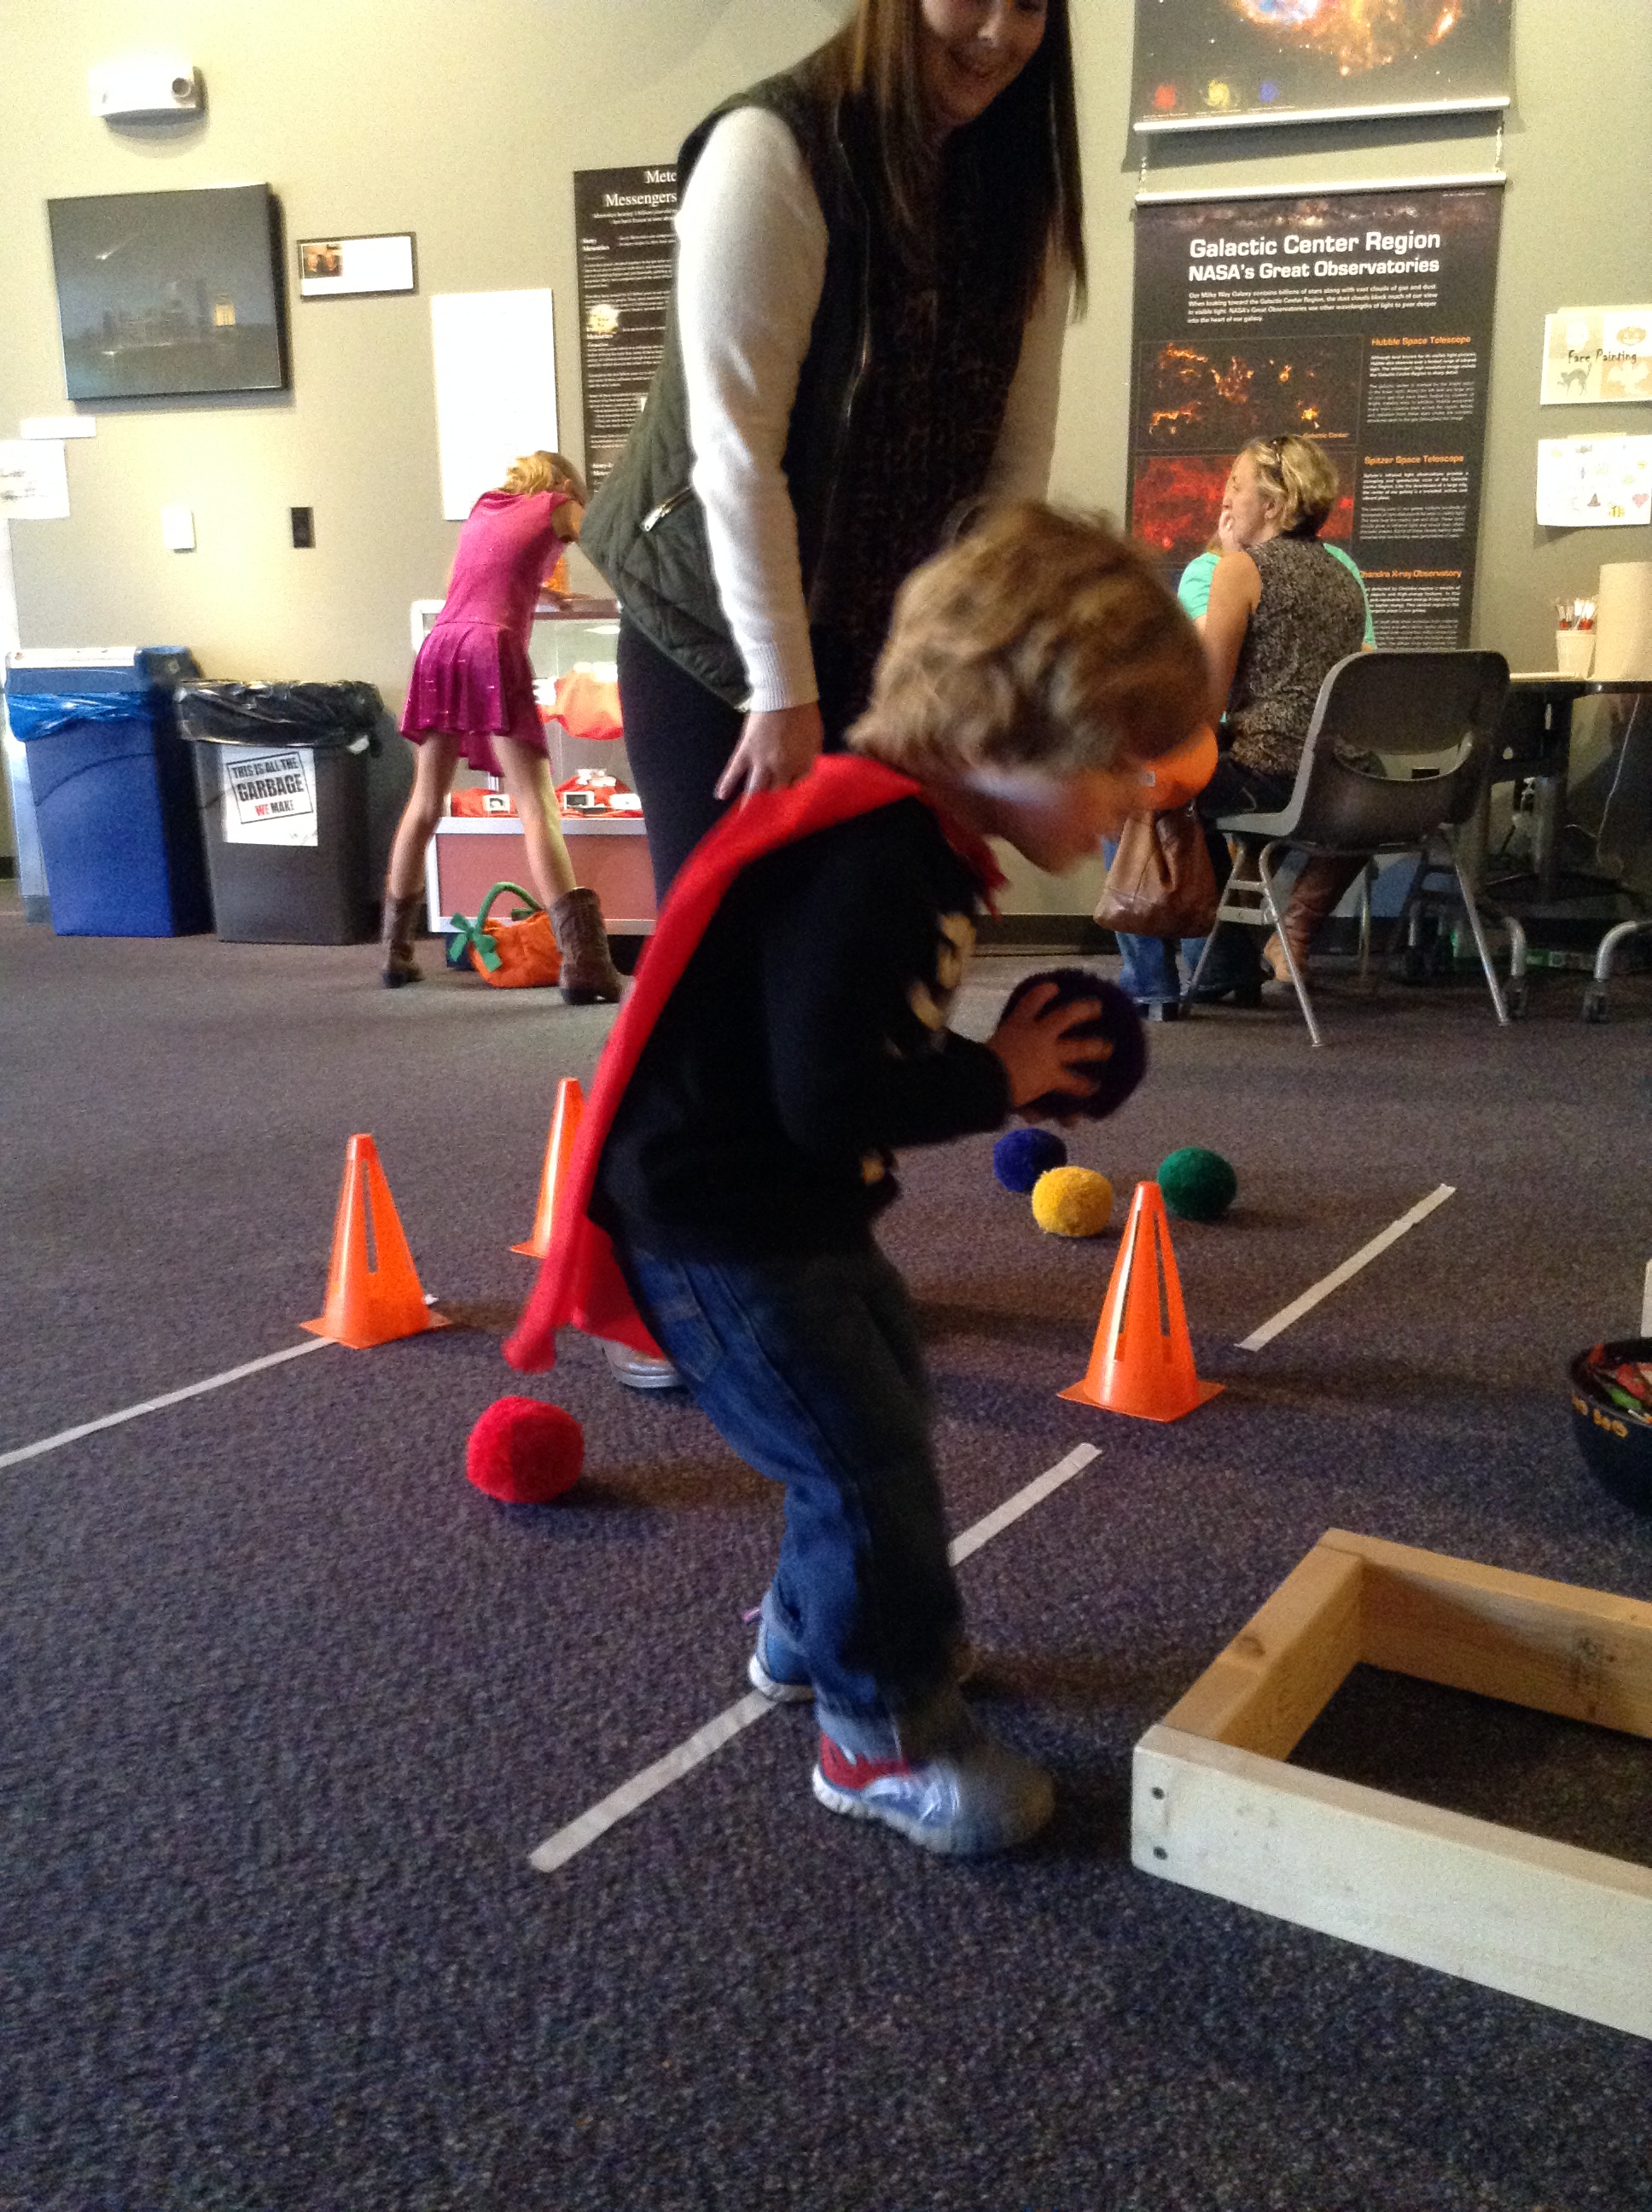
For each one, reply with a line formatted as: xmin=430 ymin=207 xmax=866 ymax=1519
xmin=1031 ymin=1166 xmax=1114 ymax=1238
xmin=1158 ymin=1147 xmax=1237 ymax=1222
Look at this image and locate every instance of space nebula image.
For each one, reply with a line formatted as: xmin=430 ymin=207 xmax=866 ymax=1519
xmin=1131 ymin=452 xmax=1355 ymax=568
xmin=1130 ymin=338 xmax=1358 ymax=564
xmin=1133 ymin=0 xmax=1510 ymax=126
xmin=1138 ymin=338 xmax=1361 ymax=451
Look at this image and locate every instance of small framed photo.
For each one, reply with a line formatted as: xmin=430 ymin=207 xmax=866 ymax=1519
xmin=296 ymin=233 xmax=416 ymax=299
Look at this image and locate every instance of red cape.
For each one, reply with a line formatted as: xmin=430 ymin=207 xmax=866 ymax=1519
xmin=505 ymin=754 xmax=1001 ymax=1373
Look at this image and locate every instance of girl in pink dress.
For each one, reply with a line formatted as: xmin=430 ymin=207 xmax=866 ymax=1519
xmin=381 ymin=451 xmax=623 ymax=1002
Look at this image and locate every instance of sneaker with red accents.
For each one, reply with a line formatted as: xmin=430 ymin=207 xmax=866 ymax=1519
xmin=811 ymin=1719 xmax=1053 ymax=1857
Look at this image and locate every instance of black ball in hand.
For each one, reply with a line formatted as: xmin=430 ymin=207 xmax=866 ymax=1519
xmin=1000 ymin=968 xmax=1147 ymax=1121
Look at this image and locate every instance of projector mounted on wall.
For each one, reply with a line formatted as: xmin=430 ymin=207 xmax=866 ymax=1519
xmin=88 ymin=56 xmax=203 ymax=120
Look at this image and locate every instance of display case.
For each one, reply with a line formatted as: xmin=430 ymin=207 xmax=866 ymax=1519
xmin=414 ymin=593 xmax=654 ymax=936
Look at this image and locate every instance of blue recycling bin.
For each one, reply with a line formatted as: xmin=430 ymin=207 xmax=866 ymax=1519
xmin=4 ymin=649 xmax=212 ymax=936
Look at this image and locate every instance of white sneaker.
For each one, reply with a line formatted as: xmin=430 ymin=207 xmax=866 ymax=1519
xmin=602 ymin=1338 xmax=683 ymax=1391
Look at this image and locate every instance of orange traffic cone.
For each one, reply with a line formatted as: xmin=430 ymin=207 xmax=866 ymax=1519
xmin=513 ymin=1077 xmax=585 ymax=1257
xmin=301 ymin=1134 xmax=448 ymax=1350
xmin=1060 ymin=1180 xmax=1222 ymax=1423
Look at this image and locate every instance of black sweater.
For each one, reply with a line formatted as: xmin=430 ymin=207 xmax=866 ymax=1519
xmin=593 ymin=799 xmax=1010 ymax=1260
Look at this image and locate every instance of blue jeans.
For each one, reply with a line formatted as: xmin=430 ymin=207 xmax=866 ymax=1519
xmin=616 ymin=1237 xmax=962 ymax=1755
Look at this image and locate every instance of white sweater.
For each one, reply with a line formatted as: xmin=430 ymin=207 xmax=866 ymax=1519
xmin=675 ymin=106 xmax=1070 ymax=713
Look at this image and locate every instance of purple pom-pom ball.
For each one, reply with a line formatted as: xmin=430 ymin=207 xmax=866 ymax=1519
xmin=999 ymin=969 xmax=1147 ymax=1121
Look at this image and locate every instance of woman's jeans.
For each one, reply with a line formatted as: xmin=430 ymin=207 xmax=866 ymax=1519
xmin=1107 ymin=757 xmax=1294 ymax=1003
xmin=616 ymin=1236 xmax=962 ymax=1755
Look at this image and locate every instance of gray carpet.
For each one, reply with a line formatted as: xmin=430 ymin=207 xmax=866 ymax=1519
xmin=3 ymin=908 xmax=1650 ymax=2210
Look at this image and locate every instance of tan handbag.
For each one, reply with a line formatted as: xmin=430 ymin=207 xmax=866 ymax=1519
xmin=1093 ymin=806 xmax=1219 ymax=938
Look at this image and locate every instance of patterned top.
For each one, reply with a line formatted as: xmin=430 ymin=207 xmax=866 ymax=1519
xmin=1226 ymin=537 xmax=1367 ymax=778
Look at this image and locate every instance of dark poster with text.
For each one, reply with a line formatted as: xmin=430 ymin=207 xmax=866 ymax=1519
xmin=574 ymin=164 xmax=678 ymax=491
xmin=1129 ymin=184 xmax=1503 ymax=646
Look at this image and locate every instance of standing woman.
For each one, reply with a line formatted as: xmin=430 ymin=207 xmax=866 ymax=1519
xmin=582 ymin=0 xmax=1086 ymax=895
xmin=381 ymin=451 xmax=625 ymax=1002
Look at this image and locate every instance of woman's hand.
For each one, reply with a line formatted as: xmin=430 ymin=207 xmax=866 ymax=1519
xmin=714 ymin=702 xmax=825 ymax=802
xmin=986 ymin=981 xmax=1107 ymax=1120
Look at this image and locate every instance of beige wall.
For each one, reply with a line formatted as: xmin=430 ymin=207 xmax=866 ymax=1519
xmin=3 ymin=0 xmax=1649 ymax=902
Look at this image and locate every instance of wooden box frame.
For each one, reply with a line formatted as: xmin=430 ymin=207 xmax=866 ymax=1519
xmin=1132 ymin=1530 xmax=1652 ymax=2039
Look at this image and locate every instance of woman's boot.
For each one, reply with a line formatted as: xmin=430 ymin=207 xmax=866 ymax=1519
xmin=1261 ymin=854 xmax=1366 ymax=986
xmin=550 ymin=887 xmax=625 ymax=1004
xmin=381 ymin=892 xmax=423 ymax=988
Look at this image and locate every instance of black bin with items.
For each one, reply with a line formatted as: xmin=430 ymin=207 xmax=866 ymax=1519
xmin=178 ymin=681 xmax=384 ymax=944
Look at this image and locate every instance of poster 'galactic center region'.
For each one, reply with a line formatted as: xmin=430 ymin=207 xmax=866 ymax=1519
xmin=1133 ymin=0 xmax=1512 ymax=130
xmin=1129 ymin=186 xmax=1503 ymax=647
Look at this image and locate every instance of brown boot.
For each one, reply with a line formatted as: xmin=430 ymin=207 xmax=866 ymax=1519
xmin=550 ymin=887 xmax=624 ymax=1004
xmin=1262 ymin=854 xmax=1366 ymax=985
xmin=381 ymin=892 xmax=423 ymax=988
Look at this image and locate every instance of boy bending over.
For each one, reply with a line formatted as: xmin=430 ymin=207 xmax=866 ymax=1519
xmin=508 ymin=504 xmax=1207 ymax=1856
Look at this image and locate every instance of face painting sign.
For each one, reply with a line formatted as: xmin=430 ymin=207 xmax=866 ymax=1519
xmin=1129 ymin=183 xmax=1503 ymax=646
xmin=221 ymin=744 xmax=318 ymax=847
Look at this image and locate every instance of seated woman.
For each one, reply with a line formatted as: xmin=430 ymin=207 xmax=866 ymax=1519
xmin=1110 ymin=436 xmax=1369 ymax=1010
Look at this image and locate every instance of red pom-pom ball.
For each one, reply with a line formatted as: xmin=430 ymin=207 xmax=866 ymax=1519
xmin=466 ymin=1395 xmax=585 ymax=1504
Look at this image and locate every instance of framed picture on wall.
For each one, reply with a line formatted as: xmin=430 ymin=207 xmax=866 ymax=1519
xmin=48 ymin=184 xmax=288 ymax=400
xmin=1131 ymin=0 xmax=1512 ymax=134
xmin=296 ymin=234 xmax=416 ymax=299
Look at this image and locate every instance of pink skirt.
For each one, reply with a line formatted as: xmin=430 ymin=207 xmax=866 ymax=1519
xmin=400 ymin=620 xmax=546 ymax=775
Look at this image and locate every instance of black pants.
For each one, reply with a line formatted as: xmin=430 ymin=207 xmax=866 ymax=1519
xmin=617 ymin=617 xmax=865 ymax=898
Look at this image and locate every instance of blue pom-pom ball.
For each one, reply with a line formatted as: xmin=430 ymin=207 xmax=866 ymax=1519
xmin=993 ymin=1126 xmax=1068 ymax=1193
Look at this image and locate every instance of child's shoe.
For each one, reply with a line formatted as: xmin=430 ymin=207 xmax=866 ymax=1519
xmin=747 ymin=1593 xmax=813 ymax=1704
xmin=811 ymin=1714 xmax=1053 ymax=1856
xmin=747 ymin=1603 xmax=979 ymax=1708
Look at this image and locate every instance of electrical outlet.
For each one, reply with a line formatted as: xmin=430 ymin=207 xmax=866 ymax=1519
xmin=291 ymin=506 xmax=314 ymax=549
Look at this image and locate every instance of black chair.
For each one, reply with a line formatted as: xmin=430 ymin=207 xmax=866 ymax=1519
xmin=1187 ymin=650 xmax=1516 ymax=1047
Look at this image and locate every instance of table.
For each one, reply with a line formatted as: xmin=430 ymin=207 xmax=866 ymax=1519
xmin=1470 ymin=674 xmax=1652 ymax=903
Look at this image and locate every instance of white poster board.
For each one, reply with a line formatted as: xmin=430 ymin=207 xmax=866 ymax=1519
xmin=220 ymin=745 xmax=319 ymax=847
xmin=430 ymin=290 xmax=558 ymax=521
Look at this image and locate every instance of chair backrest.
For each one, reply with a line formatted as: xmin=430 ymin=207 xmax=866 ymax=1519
xmin=1283 ymin=650 xmax=1510 ymax=852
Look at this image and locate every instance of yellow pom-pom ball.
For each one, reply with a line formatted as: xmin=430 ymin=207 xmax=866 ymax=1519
xmin=1030 ymin=1166 xmax=1114 ymax=1238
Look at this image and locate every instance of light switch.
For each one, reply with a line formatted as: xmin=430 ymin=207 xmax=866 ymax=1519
xmin=160 ymin=504 xmax=195 ymax=551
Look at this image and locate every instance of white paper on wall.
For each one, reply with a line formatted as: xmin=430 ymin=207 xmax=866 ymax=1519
xmin=220 ymin=745 xmax=319 ymax=847
xmin=430 ymin=290 xmax=558 ymax=522
xmin=1536 ymin=437 xmax=1652 ymax=530
xmin=0 ymin=441 xmax=70 ymax=520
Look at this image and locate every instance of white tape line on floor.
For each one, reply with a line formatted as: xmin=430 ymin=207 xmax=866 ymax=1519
xmin=0 ymin=1338 xmax=336 ymax=1472
xmin=527 ymin=1441 xmax=1101 ymax=1876
xmin=1236 ymin=1184 xmax=1457 ymax=1353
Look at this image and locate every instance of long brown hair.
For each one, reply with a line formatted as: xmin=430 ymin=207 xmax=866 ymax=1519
xmin=818 ymin=0 xmax=1086 ymax=318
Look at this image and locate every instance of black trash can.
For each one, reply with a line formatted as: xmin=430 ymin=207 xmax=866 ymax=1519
xmin=178 ymin=682 xmax=384 ymax=944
